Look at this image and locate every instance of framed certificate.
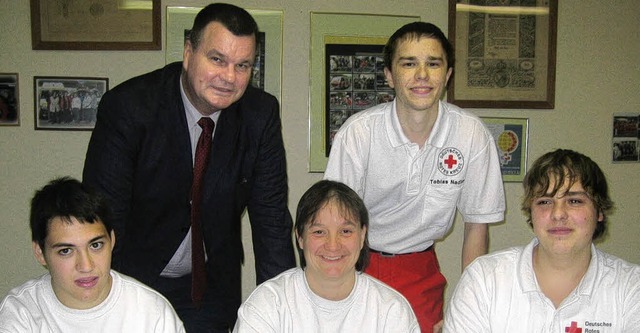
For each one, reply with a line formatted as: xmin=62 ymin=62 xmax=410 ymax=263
xmin=448 ymin=0 xmax=557 ymax=109
xmin=30 ymin=0 xmax=161 ymax=50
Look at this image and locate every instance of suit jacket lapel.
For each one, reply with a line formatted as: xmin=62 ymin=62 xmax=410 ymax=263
xmin=203 ymin=100 xmax=242 ymax=195
xmin=164 ymin=72 xmax=193 ymax=182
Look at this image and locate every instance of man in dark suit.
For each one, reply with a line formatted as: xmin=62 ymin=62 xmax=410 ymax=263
xmin=82 ymin=3 xmax=296 ymax=332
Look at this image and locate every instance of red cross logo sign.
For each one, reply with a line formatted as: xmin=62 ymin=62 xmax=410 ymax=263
xmin=437 ymin=147 xmax=464 ymax=176
xmin=565 ymin=321 xmax=582 ymax=333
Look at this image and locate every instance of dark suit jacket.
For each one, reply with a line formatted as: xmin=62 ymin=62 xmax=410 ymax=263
xmin=83 ymin=62 xmax=296 ymax=323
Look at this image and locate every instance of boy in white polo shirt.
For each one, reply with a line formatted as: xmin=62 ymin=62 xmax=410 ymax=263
xmin=444 ymin=149 xmax=640 ymax=332
xmin=324 ymin=22 xmax=505 ymax=332
xmin=0 ymin=177 xmax=185 ymax=332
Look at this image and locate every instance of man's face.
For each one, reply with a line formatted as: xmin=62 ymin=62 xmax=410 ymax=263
xmin=33 ymin=217 xmax=115 ymax=310
xmin=530 ymin=178 xmax=602 ymax=258
xmin=182 ymin=21 xmax=256 ymax=116
xmin=384 ymin=36 xmax=452 ymax=116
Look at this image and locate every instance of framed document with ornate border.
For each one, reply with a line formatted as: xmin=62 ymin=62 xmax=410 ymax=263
xmin=447 ymin=0 xmax=557 ymax=109
xmin=30 ymin=0 xmax=161 ymax=50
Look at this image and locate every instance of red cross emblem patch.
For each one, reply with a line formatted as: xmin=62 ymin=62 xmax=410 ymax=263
xmin=565 ymin=321 xmax=582 ymax=333
xmin=437 ymin=147 xmax=464 ymax=176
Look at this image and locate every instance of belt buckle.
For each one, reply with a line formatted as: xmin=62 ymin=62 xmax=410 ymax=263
xmin=379 ymin=251 xmax=396 ymax=258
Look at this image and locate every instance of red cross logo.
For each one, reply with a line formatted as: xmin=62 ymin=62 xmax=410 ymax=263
xmin=565 ymin=322 xmax=582 ymax=333
xmin=437 ymin=147 xmax=464 ymax=176
xmin=443 ymin=154 xmax=458 ymax=169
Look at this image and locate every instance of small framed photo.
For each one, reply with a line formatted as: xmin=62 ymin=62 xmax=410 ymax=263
xmin=34 ymin=76 xmax=108 ymax=131
xmin=0 ymin=73 xmax=19 ymax=126
xmin=612 ymin=113 xmax=640 ymax=163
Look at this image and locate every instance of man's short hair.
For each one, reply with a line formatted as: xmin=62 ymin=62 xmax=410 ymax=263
xmin=30 ymin=177 xmax=113 ymax=251
xmin=295 ymin=180 xmax=370 ymax=272
xmin=188 ymin=3 xmax=259 ymax=50
xmin=383 ymin=21 xmax=454 ymax=72
xmin=521 ymin=149 xmax=614 ymax=240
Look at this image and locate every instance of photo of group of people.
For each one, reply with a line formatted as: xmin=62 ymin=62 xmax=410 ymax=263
xmin=613 ymin=114 xmax=640 ymax=162
xmin=325 ymin=43 xmax=395 ymax=155
xmin=34 ymin=77 xmax=108 ymax=130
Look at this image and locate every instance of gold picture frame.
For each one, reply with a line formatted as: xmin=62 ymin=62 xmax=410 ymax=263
xmin=447 ymin=0 xmax=557 ymax=109
xmin=30 ymin=0 xmax=161 ymax=50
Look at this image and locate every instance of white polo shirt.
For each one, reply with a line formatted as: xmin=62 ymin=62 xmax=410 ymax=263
xmin=324 ymin=100 xmax=505 ymax=253
xmin=444 ymin=238 xmax=640 ymax=332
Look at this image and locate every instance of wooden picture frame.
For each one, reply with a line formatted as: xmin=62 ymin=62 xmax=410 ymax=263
xmin=481 ymin=117 xmax=529 ymax=182
xmin=30 ymin=0 xmax=161 ymax=50
xmin=447 ymin=0 xmax=557 ymax=109
xmin=34 ymin=76 xmax=108 ymax=131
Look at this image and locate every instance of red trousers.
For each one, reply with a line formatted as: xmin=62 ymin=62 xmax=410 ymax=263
xmin=366 ymin=248 xmax=446 ymax=333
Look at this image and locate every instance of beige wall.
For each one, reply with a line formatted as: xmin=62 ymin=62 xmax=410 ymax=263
xmin=1 ymin=0 xmax=639 ymax=307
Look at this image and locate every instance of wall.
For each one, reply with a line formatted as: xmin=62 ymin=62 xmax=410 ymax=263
xmin=1 ymin=0 xmax=639 ymax=306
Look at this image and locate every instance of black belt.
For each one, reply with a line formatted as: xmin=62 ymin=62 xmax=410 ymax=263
xmin=370 ymin=245 xmax=433 ymax=257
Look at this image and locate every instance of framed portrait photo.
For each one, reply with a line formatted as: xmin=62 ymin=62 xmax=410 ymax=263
xmin=34 ymin=76 xmax=108 ymax=131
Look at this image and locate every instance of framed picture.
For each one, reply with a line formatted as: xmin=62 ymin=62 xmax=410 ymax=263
xmin=34 ymin=76 xmax=108 ymax=131
xmin=447 ymin=0 xmax=558 ymax=109
xmin=612 ymin=113 xmax=640 ymax=163
xmin=0 ymin=73 xmax=19 ymax=126
xmin=30 ymin=0 xmax=161 ymax=50
xmin=309 ymin=12 xmax=419 ymax=172
xmin=166 ymin=7 xmax=282 ymax=101
xmin=481 ymin=117 xmax=529 ymax=182
xmin=324 ymin=38 xmax=393 ymax=156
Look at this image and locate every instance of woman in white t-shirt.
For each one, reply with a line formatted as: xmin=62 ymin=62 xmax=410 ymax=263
xmin=234 ymin=180 xmax=419 ymax=333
